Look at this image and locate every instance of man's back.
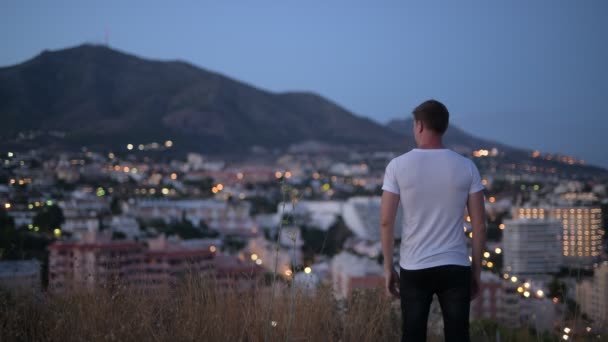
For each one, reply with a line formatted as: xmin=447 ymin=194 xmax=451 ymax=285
xmin=380 ymin=100 xmax=486 ymax=342
xmin=382 ymin=148 xmax=484 ymax=270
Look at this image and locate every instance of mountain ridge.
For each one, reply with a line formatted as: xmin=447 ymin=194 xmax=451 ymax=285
xmin=1 ymin=43 xmax=595 ymax=174
xmin=0 ymin=44 xmax=411 ymax=154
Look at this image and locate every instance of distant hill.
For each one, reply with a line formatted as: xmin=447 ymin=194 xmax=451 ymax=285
xmin=384 ymin=118 xmax=521 ymax=154
xmin=0 ymin=44 xmax=602 ymax=179
xmin=0 ymin=44 xmax=405 ymax=154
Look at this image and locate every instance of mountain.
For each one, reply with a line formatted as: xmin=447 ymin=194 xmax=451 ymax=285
xmin=0 ymin=44 xmax=405 ymax=154
xmin=1 ymin=43 xmax=603 ymax=179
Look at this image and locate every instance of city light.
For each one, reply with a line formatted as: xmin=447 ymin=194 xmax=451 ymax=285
xmin=285 ymin=270 xmax=293 ymax=277
xmin=7 ymin=152 xmax=13 ymax=157
xmin=170 ymin=173 xmax=177 ymax=180
xmin=495 ymin=248 xmax=502 ymax=254
xmin=524 ymin=282 xmax=530 ymax=289
xmin=164 ymin=140 xmax=173 ymax=148
xmin=216 ymin=184 xmax=224 ymax=191
xmin=517 ymin=287 xmax=524 ymax=293
xmin=487 ymin=262 xmax=493 ymax=268
xmin=4 ymin=203 xmax=10 ymax=209
xmin=536 ymin=290 xmax=544 ymax=297
xmin=127 ymin=144 xmax=133 ymax=150
xmin=563 ymin=334 xmax=569 ymax=340
xmin=255 ymin=259 xmax=262 ymax=265
xmin=250 ymin=254 xmax=258 ymax=261
xmin=209 ymin=246 xmax=216 ymax=253
xmin=473 ymin=149 xmax=490 ymax=157
xmin=304 ymin=267 xmax=312 ymax=274
xmin=511 ymin=276 xmax=518 ymax=282
xmin=564 ymin=327 xmax=571 ymax=334
xmin=275 ymin=171 xmax=283 ymax=179
xmin=499 ymin=223 xmax=505 ymax=230
xmin=284 ymin=171 xmax=292 ymax=178
xmin=212 ymin=187 xmax=218 ymax=194
xmin=483 ymin=252 xmax=490 ymax=258
xmin=236 ymin=172 xmax=244 ymax=180
xmin=161 ymin=188 xmax=169 ymax=195
xmin=523 ymin=291 xmax=530 ymax=298
xmin=488 ymin=197 xmax=496 ymax=203
xmin=54 ymin=228 xmax=61 ymax=237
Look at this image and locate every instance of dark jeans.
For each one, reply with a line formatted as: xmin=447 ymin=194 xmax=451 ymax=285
xmin=400 ymin=265 xmax=471 ymax=342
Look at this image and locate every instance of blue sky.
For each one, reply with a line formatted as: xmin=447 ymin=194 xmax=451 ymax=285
xmin=1 ymin=1 xmax=607 ymax=167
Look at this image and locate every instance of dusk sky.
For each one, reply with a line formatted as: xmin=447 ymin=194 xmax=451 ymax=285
xmin=1 ymin=1 xmax=607 ymax=167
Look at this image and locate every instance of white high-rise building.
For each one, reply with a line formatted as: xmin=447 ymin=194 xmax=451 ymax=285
xmin=503 ymin=218 xmax=561 ymax=275
xmin=513 ymin=206 xmax=603 ymax=268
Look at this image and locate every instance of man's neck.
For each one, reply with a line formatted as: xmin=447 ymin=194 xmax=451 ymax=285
xmin=416 ymin=141 xmax=444 ymax=149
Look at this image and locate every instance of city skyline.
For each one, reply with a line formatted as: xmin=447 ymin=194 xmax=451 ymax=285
xmin=1 ymin=1 xmax=607 ymax=167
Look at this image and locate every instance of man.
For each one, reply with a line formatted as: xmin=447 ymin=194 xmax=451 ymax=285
xmin=380 ymin=99 xmax=486 ymax=342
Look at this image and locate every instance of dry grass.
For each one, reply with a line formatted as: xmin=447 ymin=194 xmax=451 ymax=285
xmin=0 ymin=273 xmax=402 ymax=342
xmin=1 ymin=274 xmax=581 ymax=342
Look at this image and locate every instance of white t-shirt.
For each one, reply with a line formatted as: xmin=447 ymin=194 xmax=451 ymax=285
xmin=382 ymin=148 xmax=484 ymax=270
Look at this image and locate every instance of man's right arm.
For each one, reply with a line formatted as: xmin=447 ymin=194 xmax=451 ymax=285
xmin=380 ymin=190 xmax=400 ymax=298
xmin=467 ymin=190 xmax=486 ymax=300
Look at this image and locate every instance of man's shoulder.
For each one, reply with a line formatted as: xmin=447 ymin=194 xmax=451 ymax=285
xmin=446 ymin=149 xmax=474 ymax=162
xmin=388 ymin=151 xmax=415 ymax=166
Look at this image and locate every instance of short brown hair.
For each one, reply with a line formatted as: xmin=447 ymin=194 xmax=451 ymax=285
xmin=412 ymin=99 xmax=449 ymax=134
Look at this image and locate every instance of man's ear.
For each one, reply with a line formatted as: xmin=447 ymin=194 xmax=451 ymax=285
xmin=416 ymin=120 xmax=424 ymax=134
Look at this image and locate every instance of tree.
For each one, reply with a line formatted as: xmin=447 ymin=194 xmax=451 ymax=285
xmin=32 ymin=205 xmax=64 ymax=234
xmin=547 ymin=277 xmax=566 ymax=302
xmin=300 ymin=225 xmax=326 ymax=263
xmin=112 ymin=231 xmax=127 ymax=240
xmin=301 ymin=216 xmax=353 ymax=258
xmin=110 ymin=197 xmax=122 ymax=215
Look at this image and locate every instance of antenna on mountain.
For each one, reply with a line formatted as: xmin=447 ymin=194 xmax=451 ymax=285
xmin=104 ymin=28 xmax=110 ymax=46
